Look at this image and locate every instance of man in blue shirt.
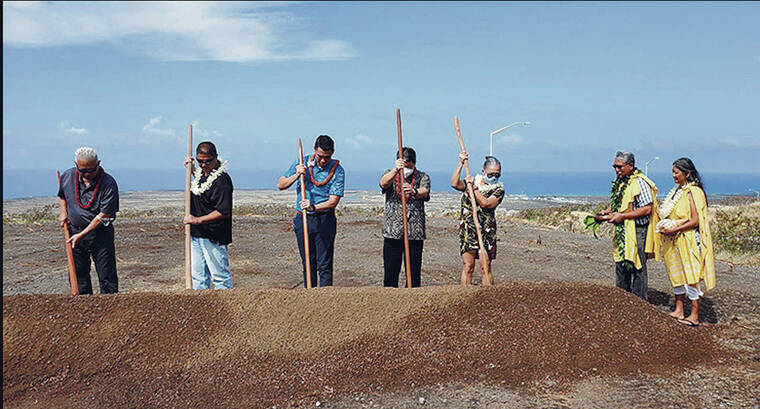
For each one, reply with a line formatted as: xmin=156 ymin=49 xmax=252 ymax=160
xmin=278 ymin=135 xmax=345 ymax=287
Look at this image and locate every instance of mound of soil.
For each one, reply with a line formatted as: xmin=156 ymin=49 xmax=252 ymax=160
xmin=3 ymin=283 xmax=727 ymax=408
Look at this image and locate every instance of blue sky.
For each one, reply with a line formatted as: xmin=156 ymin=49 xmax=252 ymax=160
xmin=3 ymin=1 xmax=759 ymax=177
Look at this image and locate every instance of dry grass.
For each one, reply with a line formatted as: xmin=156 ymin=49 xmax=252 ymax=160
xmin=2 ymin=204 xmax=57 ymax=225
xmin=5 ymin=198 xmax=758 ymax=266
xmin=504 ymin=201 xmax=760 ymax=266
xmin=711 ymin=202 xmax=760 ymax=266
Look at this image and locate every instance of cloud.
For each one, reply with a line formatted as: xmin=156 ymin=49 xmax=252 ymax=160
xmin=58 ymin=120 xmax=88 ymax=135
xmin=345 ymin=134 xmax=379 ymax=149
xmin=498 ymin=133 xmax=525 ymax=145
xmin=2 ymin=2 xmax=355 ymax=62
xmin=141 ymin=116 xmax=177 ymax=140
xmin=716 ymin=136 xmax=760 ymax=149
xmin=189 ymin=120 xmax=221 ymax=139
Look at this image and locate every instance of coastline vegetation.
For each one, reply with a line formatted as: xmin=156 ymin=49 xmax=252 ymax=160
xmin=4 ymin=198 xmax=758 ymax=266
xmin=504 ymin=201 xmax=760 ymax=266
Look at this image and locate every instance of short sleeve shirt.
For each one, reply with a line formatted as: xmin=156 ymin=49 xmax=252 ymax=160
xmin=283 ymin=155 xmax=345 ymax=213
xmin=190 ymin=171 xmax=233 ymax=245
xmin=57 ymin=168 xmax=119 ymax=229
xmin=381 ymin=169 xmax=431 ymax=240
xmin=633 ymin=178 xmax=653 ymax=226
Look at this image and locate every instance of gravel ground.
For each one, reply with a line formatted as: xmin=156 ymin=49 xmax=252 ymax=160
xmin=3 ymin=192 xmax=759 ymax=408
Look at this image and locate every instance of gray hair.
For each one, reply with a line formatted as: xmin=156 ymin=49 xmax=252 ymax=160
xmin=75 ymin=147 xmax=98 ymax=162
xmin=615 ymin=150 xmax=635 ymax=166
xmin=483 ymin=155 xmax=501 ymax=169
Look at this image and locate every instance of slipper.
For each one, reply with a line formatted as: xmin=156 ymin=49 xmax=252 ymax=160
xmin=677 ymin=318 xmax=699 ymax=327
xmin=669 ymin=313 xmax=685 ymax=320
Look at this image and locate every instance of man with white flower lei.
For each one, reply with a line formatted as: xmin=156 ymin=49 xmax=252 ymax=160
xmin=183 ymin=141 xmax=234 ymax=290
xmin=594 ymin=150 xmax=659 ymax=301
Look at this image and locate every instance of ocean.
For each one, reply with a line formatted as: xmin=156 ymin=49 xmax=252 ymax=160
xmin=3 ymin=169 xmax=759 ymax=200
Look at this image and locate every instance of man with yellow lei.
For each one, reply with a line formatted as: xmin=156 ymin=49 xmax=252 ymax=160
xmin=595 ymin=150 xmax=659 ymax=301
xmin=657 ymin=157 xmax=715 ymax=327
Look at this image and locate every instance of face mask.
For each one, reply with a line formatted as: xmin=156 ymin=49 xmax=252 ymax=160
xmin=483 ymin=174 xmax=499 ymax=184
xmin=403 ymin=167 xmax=414 ymax=178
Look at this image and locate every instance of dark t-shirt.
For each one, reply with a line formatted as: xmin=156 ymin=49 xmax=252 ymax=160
xmin=57 ymin=167 xmax=119 ymax=229
xmin=190 ymin=171 xmax=233 ymax=245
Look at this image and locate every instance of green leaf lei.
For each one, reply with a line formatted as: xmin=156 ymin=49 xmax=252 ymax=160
xmin=610 ymin=169 xmax=640 ymax=270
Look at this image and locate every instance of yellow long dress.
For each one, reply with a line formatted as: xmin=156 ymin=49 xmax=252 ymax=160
xmin=660 ymin=185 xmax=716 ymax=291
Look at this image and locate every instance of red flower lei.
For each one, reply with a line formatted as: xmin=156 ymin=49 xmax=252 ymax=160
xmin=396 ymin=168 xmax=417 ymax=199
xmin=308 ymin=159 xmax=340 ymax=187
xmin=74 ymin=167 xmax=105 ymax=209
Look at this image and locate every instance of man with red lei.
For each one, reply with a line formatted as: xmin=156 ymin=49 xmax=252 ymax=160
xmin=278 ymin=135 xmax=345 ymax=287
xmin=379 ymin=147 xmax=430 ymax=287
xmin=57 ymin=147 xmax=120 ymax=294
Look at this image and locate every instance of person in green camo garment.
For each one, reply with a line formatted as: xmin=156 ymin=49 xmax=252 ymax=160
xmin=450 ymin=153 xmax=505 ymax=286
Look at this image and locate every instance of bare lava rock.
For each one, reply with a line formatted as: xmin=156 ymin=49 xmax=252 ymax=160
xmin=3 ymin=283 xmax=726 ymax=408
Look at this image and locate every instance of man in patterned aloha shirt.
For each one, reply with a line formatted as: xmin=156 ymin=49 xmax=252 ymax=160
xmin=379 ymin=147 xmax=430 ymax=288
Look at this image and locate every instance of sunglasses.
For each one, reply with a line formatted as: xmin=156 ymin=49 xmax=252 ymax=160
xmin=486 ymin=172 xmax=501 ymax=178
xmin=612 ymin=164 xmax=625 ymax=170
xmin=75 ymin=161 xmax=100 ymax=174
xmin=77 ymin=166 xmax=99 ymax=174
xmin=196 ymin=157 xmax=216 ymax=164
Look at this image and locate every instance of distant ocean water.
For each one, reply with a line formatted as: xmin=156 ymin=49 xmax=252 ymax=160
xmin=3 ymin=169 xmax=760 ymax=200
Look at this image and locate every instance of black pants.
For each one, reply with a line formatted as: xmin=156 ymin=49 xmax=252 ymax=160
xmin=383 ymin=238 xmax=423 ymax=288
xmin=69 ymin=224 xmax=118 ymax=294
xmin=615 ymin=224 xmax=648 ymax=301
xmin=293 ymin=211 xmax=337 ymax=288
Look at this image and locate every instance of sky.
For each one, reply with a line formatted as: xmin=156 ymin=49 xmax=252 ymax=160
xmin=3 ymin=1 xmax=759 ymax=177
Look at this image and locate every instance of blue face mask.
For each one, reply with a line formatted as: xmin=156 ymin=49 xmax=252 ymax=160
xmin=483 ymin=174 xmax=499 ymax=184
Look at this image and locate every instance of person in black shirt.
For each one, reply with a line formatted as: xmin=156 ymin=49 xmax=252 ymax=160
xmin=57 ymin=147 xmax=120 ymax=294
xmin=183 ymin=141 xmax=234 ymax=290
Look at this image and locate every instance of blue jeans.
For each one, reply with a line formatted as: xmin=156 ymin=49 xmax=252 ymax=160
xmin=191 ymin=237 xmax=233 ymax=290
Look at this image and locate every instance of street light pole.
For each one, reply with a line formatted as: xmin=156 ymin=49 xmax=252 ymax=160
xmin=644 ymin=156 xmax=660 ymax=176
xmin=490 ymin=121 xmax=530 ymax=156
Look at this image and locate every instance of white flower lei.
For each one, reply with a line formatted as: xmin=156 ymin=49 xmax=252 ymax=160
xmin=658 ymin=183 xmax=690 ymax=219
xmin=190 ymin=158 xmax=228 ymax=195
xmin=474 ymin=173 xmax=504 ymax=195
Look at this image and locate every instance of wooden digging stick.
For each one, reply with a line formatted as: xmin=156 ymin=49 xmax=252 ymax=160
xmin=397 ymin=109 xmax=413 ymax=288
xmin=454 ymin=117 xmax=493 ymax=284
xmin=184 ymin=125 xmax=193 ymax=289
xmin=57 ymin=171 xmax=79 ymax=295
xmin=298 ymin=138 xmax=313 ymax=289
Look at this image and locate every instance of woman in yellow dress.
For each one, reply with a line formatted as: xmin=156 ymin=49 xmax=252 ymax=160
xmin=657 ymin=158 xmax=715 ymax=327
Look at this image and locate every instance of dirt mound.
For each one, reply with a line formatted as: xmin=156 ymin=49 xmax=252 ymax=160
xmin=3 ymin=283 xmax=727 ymax=408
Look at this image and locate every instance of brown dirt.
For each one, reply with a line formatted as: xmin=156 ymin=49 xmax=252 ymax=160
xmin=2 ymin=284 xmax=731 ymax=408
xmin=3 ymin=210 xmax=760 ymax=408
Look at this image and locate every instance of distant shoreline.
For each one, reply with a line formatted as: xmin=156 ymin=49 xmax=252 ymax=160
xmin=3 ymin=189 xmax=754 ymax=215
xmin=3 ymin=189 xmax=608 ymax=214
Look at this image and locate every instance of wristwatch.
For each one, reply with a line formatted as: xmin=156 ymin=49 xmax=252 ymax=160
xmin=412 ymin=187 xmax=419 ymax=197
xmin=307 ymin=204 xmax=316 ymax=212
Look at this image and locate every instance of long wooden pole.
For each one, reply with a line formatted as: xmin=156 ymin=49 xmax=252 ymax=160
xmin=454 ymin=117 xmax=493 ymax=285
xmin=298 ymin=138 xmax=313 ymax=289
xmin=397 ymin=109 xmax=413 ymax=288
xmin=184 ymin=125 xmax=193 ymax=289
xmin=57 ymin=171 xmax=79 ymax=295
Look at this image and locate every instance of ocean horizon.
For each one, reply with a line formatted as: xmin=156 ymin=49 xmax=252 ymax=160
xmin=4 ymin=169 xmax=760 ymax=200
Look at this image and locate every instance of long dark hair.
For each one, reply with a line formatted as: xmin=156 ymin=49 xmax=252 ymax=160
xmin=673 ymin=157 xmax=707 ymax=205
